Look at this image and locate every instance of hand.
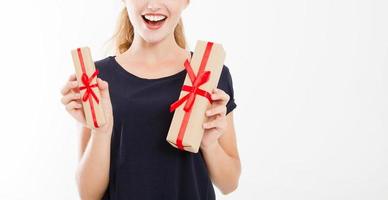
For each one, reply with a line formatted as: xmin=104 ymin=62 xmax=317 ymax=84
xmin=60 ymin=74 xmax=114 ymax=134
xmin=200 ymin=88 xmax=230 ymax=151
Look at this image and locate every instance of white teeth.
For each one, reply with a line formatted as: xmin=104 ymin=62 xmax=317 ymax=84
xmin=144 ymin=15 xmax=166 ymax=22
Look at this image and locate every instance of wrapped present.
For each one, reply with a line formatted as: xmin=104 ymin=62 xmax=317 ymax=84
xmin=71 ymin=47 xmax=106 ymax=129
xmin=167 ymin=41 xmax=226 ymax=153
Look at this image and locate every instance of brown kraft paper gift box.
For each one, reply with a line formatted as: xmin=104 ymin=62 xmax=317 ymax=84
xmin=167 ymin=40 xmax=226 ymax=153
xmin=71 ymin=47 xmax=106 ymax=129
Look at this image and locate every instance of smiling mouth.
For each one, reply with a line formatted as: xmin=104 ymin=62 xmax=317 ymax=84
xmin=141 ymin=14 xmax=167 ymax=27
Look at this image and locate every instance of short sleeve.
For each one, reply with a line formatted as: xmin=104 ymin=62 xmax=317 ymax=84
xmin=217 ymin=65 xmax=237 ymax=115
xmin=94 ymin=57 xmax=111 ymax=81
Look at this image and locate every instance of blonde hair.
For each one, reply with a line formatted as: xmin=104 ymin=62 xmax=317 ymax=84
xmin=113 ymin=7 xmax=187 ymax=54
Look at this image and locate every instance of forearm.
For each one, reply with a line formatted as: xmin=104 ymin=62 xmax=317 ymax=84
xmin=202 ymin=140 xmax=241 ymax=194
xmin=76 ymin=130 xmax=112 ymax=200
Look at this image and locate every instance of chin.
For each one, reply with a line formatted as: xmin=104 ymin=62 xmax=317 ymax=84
xmin=141 ymin=32 xmax=170 ymax=45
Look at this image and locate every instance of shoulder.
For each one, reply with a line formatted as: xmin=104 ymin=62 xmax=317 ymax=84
xmin=217 ymin=64 xmax=237 ymax=115
xmin=94 ymin=56 xmax=114 ymax=70
xmin=221 ymin=64 xmax=231 ymax=74
xmin=217 ymin=64 xmax=235 ymax=98
xmin=217 ymin=64 xmax=234 ymax=90
xmin=94 ymin=56 xmax=115 ymax=79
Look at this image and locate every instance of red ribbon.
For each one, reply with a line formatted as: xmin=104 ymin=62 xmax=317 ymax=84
xmin=79 ymin=70 xmax=99 ymax=104
xmin=77 ymin=48 xmax=100 ymax=128
xmin=169 ymin=42 xmax=214 ymax=150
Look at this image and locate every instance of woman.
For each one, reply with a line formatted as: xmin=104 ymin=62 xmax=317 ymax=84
xmin=60 ymin=0 xmax=241 ymax=199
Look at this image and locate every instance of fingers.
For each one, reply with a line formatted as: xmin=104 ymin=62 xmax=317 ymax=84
xmin=211 ymin=88 xmax=230 ymax=104
xmin=203 ymin=115 xmax=226 ymax=130
xmin=65 ymin=101 xmax=83 ymax=111
xmin=204 ymin=127 xmax=223 ymax=136
xmin=97 ymin=78 xmax=108 ymax=90
xmin=206 ymin=88 xmax=229 ymax=118
xmin=68 ymin=74 xmax=76 ymax=81
xmin=206 ymin=105 xmax=227 ymax=117
xmin=61 ymin=92 xmax=81 ymax=105
xmin=61 ymin=80 xmax=78 ymax=95
xmin=97 ymin=78 xmax=110 ymax=99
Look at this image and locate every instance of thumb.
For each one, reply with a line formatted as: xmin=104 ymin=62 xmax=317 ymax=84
xmin=97 ymin=78 xmax=110 ymax=99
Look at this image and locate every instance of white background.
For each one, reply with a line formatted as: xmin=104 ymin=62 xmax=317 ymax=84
xmin=0 ymin=0 xmax=387 ymax=199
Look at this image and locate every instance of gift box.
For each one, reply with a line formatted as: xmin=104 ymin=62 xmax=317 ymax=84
xmin=166 ymin=41 xmax=226 ymax=153
xmin=71 ymin=47 xmax=106 ymax=129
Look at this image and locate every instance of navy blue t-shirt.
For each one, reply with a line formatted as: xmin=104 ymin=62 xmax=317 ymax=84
xmin=95 ymin=53 xmax=237 ymax=200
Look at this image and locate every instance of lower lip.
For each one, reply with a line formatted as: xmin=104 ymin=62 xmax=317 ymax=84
xmin=143 ymin=18 xmax=167 ymax=30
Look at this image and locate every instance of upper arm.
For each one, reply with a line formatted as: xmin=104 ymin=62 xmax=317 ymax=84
xmin=78 ymin=126 xmax=92 ymax=162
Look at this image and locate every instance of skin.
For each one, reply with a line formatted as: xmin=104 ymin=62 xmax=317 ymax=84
xmin=60 ymin=0 xmax=240 ymax=199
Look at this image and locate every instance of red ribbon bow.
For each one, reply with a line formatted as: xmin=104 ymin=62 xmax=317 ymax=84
xmin=79 ymin=70 xmax=100 ymax=104
xmin=170 ymin=59 xmax=213 ymax=113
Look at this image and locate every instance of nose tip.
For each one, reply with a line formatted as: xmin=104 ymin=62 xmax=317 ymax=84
xmin=147 ymin=2 xmax=161 ymax=11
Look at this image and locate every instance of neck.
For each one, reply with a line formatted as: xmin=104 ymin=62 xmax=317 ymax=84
xmin=125 ymin=31 xmax=184 ymax=65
